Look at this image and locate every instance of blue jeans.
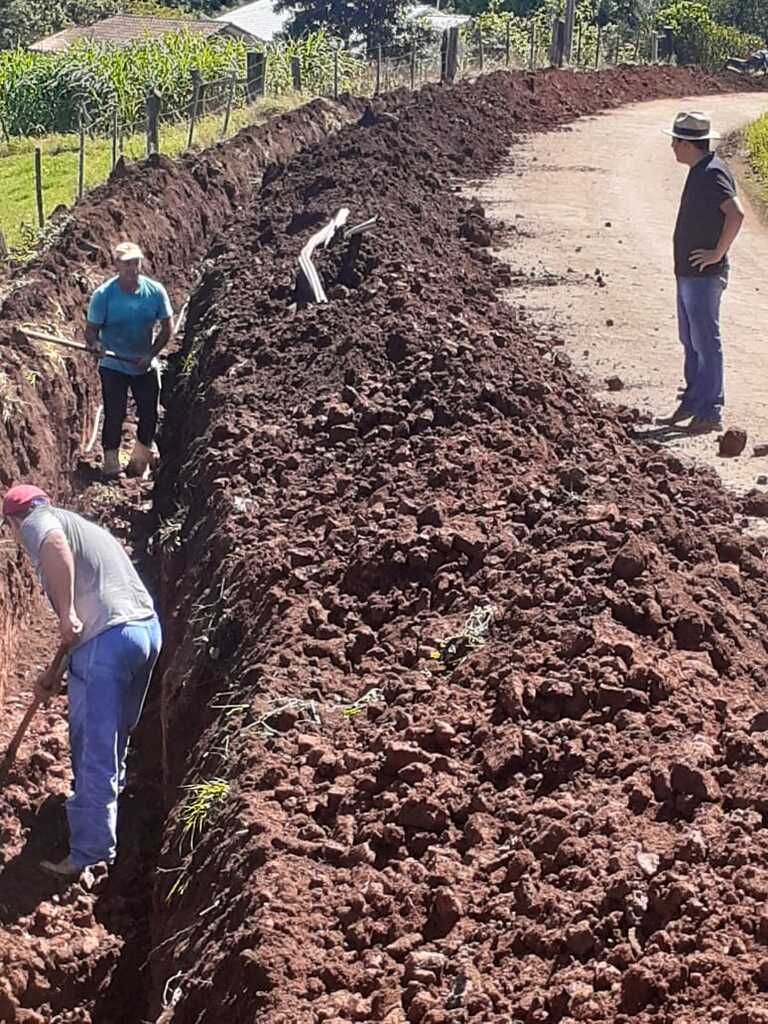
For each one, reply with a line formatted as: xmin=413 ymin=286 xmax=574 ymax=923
xmin=676 ymin=273 xmax=728 ymax=424
xmin=66 ymin=616 xmax=162 ymax=867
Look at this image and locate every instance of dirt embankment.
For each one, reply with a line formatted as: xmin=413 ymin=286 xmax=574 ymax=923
xmin=140 ymin=68 xmax=768 ymax=1024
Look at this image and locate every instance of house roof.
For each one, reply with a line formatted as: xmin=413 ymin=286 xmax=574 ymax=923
xmin=217 ymin=1 xmax=470 ymax=44
xmin=216 ymin=0 xmax=290 ymax=44
xmin=29 ymin=14 xmax=253 ymax=53
xmin=406 ymin=5 xmax=470 ymax=30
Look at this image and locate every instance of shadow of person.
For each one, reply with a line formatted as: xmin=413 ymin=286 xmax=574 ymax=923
xmin=0 ymin=793 xmax=70 ymax=924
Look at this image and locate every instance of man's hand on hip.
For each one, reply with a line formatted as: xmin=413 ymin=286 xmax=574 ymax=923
xmin=689 ymin=248 xmax=722 ymax=271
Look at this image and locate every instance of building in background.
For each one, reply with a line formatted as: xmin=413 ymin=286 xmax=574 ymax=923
xmin=29 ymin=14 xmax=258 ymax=53
xmin=216 ymin=2 xmax=469 ymax=44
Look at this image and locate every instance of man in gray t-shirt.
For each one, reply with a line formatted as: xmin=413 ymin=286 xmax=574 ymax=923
xmin=3 ymin=484 xmax=162 ymax=879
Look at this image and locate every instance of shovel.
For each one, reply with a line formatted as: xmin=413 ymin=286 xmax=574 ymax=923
xmin=0 ymin=645 xmax=69 ymax=779
xmin=15 ymin=326 xmax=141 ymax=366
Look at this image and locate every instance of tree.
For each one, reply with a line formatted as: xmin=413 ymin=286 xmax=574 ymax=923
xmin=710 ymin=0 xmax=768 ymax=38
xmin=274 ymin=0 xmax=413 ymax=51
xmin=0 ymin=0 xmax=209 ymax=50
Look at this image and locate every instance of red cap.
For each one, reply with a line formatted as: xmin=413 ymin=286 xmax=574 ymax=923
xmin=2 ymin=485 xmax=50 ymax=517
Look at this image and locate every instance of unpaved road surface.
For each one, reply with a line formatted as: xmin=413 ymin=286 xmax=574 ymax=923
xmin=476 ymin=93 xmax=768 ymax=494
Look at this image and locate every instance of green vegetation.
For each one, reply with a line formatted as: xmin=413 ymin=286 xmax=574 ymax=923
xmin=745 ymin=112 xmax=768 ymax=195
xmin=657 ymin=1 xmax=763 ymax=69
xmin=0 ymin=29 xmax=362 ymax=136
xmin=0 ymin=95 xmax=298 ymax=251
xmin=166 ymin=775 xmax=230 ymax=902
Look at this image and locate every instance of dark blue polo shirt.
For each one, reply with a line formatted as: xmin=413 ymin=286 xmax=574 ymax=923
xmin=673 ymin=152 xmax=737 ymax=277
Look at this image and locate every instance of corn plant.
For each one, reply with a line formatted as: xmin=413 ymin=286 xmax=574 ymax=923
xmin=0 ymin=30 xmax=366 ymax=139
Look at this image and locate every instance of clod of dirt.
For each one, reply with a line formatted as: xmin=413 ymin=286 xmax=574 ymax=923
xmin=611 ymin=536 xmax=649 ymax=580
xmin=753 ymin=443 xmax=768 ymax=457
xmin=606 ymin=374 xmax=623 ymax=391
xmin=719 ymin=427 xmax=748 ymax=458
xmin=743 ymin=489 xmax=768 ymax=516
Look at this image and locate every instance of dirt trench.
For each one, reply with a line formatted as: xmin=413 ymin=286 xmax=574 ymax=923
xmin=2 ymin=65 xmax=768 ymax=1024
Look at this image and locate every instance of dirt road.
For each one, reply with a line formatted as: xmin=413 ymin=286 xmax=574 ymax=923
xmin=476 ymin=92 xmax=768 ymax=494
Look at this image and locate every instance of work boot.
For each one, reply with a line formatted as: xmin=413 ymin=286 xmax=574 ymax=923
xmin=102 ymin=450 xmax=121 ymax=480
xmin=40 ymin=856 xmax=81 ymax=880
xmin=656 ymin=403 xmax=693 ymax=427
xmin=126 ymin=441 xmax=154 ymax=479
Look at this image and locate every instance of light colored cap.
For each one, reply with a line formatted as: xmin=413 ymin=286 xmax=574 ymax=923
xmin=113 ymin=241 xmax=145 ymax=262
xmin=662 ymin=111 xmax=720 ymax=141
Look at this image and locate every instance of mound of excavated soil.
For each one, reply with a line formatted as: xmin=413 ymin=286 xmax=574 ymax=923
xmin=3 ymin=66 xmax=768 ymax=1024
xmin=143 ymin=69 xmax=768 ymax=1024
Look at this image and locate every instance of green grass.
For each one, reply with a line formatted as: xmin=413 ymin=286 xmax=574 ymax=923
xmin=0 ymin=95 xmax=299 ymax=252
xmin=745 ymin=112 xmax=768 ymax=194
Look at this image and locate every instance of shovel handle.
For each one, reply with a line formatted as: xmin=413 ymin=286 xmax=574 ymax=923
xmin=0 ymin=644 xmax=69 ymax=774
xmin=19 ymin=327 xmax=142 ymax=365
xmin=1 ymin=696 xmax=42 ymax=772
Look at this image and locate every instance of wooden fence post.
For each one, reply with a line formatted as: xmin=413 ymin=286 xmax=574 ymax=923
xmin=34 ymin=147 xmax=44 ymax=229
xmin=505 ymin=19 xmax=511 ymax=67
xmin=441 ymin=27 xmax=459 ymax=82
xmin=529 ymin=21 xmax=536 ymax=70
xmin=563 ymin=0 xmax=576 ymax=63
xmin=111 ymin=108 xmax=118 ymax=169
xmin=375 ymin=44 xmax=382 ymax=95
xmin=550 ymin=18 xmax=565 ymax=67
xmin=595 ymin=23 xmax=602 ymax=68
xmin=0 ymin=230 xmax=7 ymax=259
xmin=146 ymin=89 xmax=161 ymax=156
xmin=246 ymin=51 xmax=267 ymax=101
xmin=651 ymin=32 xmax=659 ymax=62
xmin=333 ymin=48 xmax=340 ymax=98
xmin=410 ymin=43 xmax=416 ymax=88
xmin=77 ymin=106 xmax=86 ymax=200
xmin=221 ymin=71 xmax=236 ymax=139
xmin=576 ymin=21 xmax=583 ymax=65
xmin=291 ymin=55 xmax=302 ymax=92
xmin=187 ymin=69 xmax=202 ymax=149
xmin=478 ymin=28 xmax=484 ymax=72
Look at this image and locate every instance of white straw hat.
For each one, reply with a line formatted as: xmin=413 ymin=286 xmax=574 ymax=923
xmin=662 ymin=111 xmax=720 ymax=141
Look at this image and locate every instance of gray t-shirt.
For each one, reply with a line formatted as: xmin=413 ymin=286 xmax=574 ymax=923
xmin=21 ymin=506 xmax=155 ymax=647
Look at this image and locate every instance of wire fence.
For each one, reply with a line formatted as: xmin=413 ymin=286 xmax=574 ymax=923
xmin=0 ymin=23 xmax=667 ymax=260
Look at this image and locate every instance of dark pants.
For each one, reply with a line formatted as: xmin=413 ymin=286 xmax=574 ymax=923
xmin=100 ymin=367 xmax=160 ymax=451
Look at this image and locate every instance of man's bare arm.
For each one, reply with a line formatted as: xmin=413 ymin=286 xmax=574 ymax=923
xmin=38 ymin=531 xmax=82 ymax=647
xmin=151 ymin=316 xmax=174 ymax=359
xmin=85 ymin=321 xmax=102 ymax=353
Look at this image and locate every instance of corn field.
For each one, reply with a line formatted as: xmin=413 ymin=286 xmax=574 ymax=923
xmin=0 ymin=29 xmax=365 ymax=137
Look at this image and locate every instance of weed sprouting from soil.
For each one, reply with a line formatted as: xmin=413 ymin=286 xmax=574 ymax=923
xmin=178 ymin=778 xmax=230 ymax=854
xmin=166 ymin=778 xmax=231 ymax=903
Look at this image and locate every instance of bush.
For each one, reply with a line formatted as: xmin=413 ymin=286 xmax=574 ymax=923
xmin=657 ymin=1 xmax=763 ymax=70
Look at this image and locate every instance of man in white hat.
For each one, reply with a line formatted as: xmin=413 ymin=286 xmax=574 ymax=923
xmin=659 ymin=111 xmax=744 ymax=432
xmin=85 ymin=242 xmax=174 ymax=479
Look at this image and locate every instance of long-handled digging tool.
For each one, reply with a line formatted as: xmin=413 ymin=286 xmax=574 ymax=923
xmin=0 ymin=645 xmax=69 ymax=779
xmin=13 ymin=325 xmax=141 ymax=366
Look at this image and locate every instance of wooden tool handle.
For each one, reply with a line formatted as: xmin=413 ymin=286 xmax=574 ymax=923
xmin=1 ymin=697 xmax=42 ymax=771
xmin=19 ymin=327 xmax=140 ymax=365
xmin=0 ymin=644 xmax=69 ymax=773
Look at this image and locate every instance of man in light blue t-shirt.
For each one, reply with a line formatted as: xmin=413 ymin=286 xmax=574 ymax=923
xmin=86 ymin=242 xmax=174 ymax=480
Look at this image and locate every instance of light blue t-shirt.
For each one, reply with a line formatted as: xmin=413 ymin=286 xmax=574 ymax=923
xmin=87 ymin=275 xmax=173 ymax=376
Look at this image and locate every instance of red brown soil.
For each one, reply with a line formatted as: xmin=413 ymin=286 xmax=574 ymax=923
xmin=2 ymin=66 xmax=768 ymax=1024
